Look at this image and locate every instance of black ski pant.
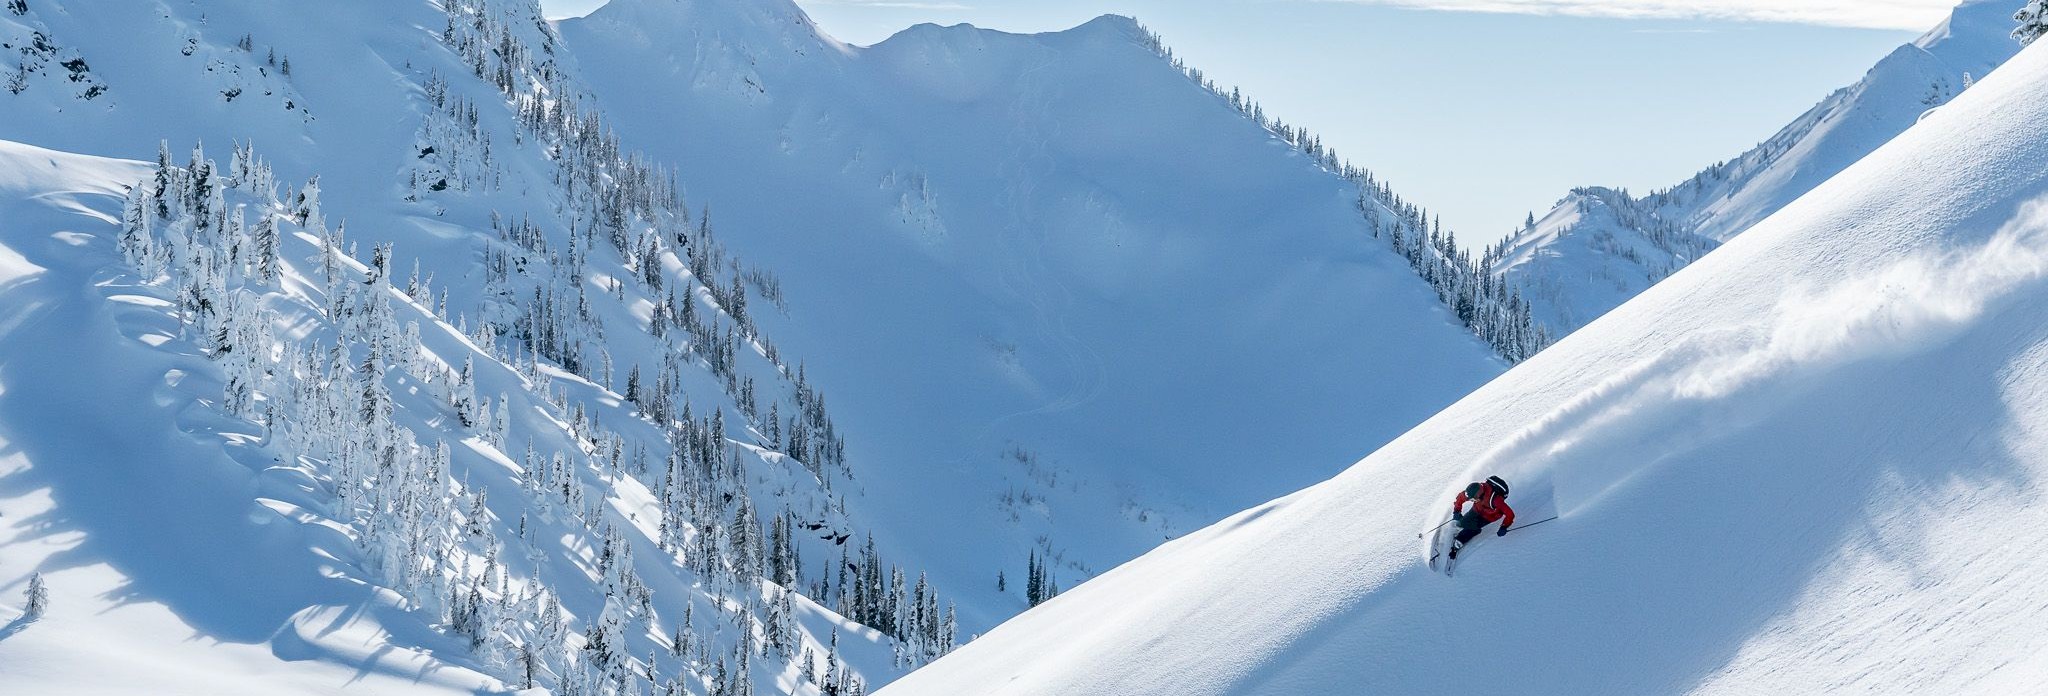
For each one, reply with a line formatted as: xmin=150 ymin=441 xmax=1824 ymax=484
xmin=1453 ymin=510 xmax=1491 ymax=545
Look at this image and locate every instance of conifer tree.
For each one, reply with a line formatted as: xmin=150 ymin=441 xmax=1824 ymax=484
xmin=2020 ymin=0 xmax=2048 ymax=45
xmin=5 ymin=58 xmax=25 ymax=95
xmin=451 ymin=357 xmax=478 ymax=427
xmin=1026 ymin=549 xmax=1042 ymax=606
xmin=294 ymin=176 xmax=322 ymax=229
xmin=22 ymin=571 xmax=47 ymax=620
xmin=252 ymin=214 xmax=280 ymax=284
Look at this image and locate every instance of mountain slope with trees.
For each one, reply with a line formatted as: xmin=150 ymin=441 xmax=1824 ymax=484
xmin=0 ymin=0 xmax=1514 ymax=693
xmin=885 ymin=28 xmax=2048 ymax=696
xmin=554 ymin=0 xmax=1511 ymax=633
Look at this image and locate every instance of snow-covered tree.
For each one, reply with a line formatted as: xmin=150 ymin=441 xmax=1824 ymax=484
xmin=293 ymin=175 xmax=322 ymax=230
xmin=451 ymin=357 xmax=478 ymax=427
xmin=4 ymin=57 xmax=24 ymax=95
xmin=586 ymin=597 xmax=629 ymax=682
xmin=251 ymin=213 xmax=280 ymax=284
xmin=2019 ymin=0 xmax=2048 ymax=45
xmin=22 ymin=572 xmax=48 ymax=620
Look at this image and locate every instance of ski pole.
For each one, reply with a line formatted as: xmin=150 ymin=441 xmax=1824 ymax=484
xmin=1417 ymin=517 xmax=1455 ymax=539
xmin=1502 ymin=515 xmax=1560 ymax=535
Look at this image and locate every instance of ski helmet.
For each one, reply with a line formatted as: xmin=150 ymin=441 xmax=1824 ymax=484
xmin=1487 ymin=475 xmax=1510 ymax=498
xmin=1464 ymin=482 xmax=1482 ymax=498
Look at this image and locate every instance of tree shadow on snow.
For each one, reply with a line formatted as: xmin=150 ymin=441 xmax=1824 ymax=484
xmin=0 ymin=615 xmax=34 ymax=643
xmin=0 ymin=220 xmax=497 ymax=690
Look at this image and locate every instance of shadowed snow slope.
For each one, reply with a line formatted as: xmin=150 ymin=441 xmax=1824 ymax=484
xmin=885 ymin=35 xmax=2048 ymax=696
xmin=0 ymin=141 xmax=499 ymax=694
xmin=559 ymin=0 xmax=1501 ymax=617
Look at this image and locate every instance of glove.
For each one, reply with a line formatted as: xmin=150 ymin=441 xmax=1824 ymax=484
xmin=1496 ymin=527 xmax=1510 ymax=537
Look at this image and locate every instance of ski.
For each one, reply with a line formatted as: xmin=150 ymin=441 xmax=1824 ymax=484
xmin=1425 ymin=514 xmax=1451 ymax=571
xmin=1444 ymin=523 xmax=1471 ymax=577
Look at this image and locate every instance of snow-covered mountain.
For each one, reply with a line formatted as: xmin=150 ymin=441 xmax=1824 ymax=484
xmin=1496 ymin=0 xmax=2023 ymax=334
xmin=0 ymin=0 xmax=1507 ymax=693
xmin=1 ymin=0 xmax=926 ymax=692
xmin=552 ymin=0 xmax=1510 ymax=635
xmin=885 ymin=30 xmax=2048 ymax=696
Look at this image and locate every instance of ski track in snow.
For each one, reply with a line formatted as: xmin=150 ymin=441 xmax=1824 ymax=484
xmin=978 ymin=47 xmax=1108 ymax=445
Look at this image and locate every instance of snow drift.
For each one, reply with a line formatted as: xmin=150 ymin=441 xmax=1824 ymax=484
xmin=885 ymin=30 xmax=2048 ymax=696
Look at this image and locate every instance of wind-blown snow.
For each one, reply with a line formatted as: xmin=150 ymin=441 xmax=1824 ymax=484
xmin=1497 ymin=0 xmax=2023 ymax=335
xmin=885 ymin=32 xmax=2048 ymax=696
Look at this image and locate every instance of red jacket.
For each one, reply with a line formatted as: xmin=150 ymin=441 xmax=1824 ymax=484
xmin=1455 ymin=484 xmax=1515 ymax=528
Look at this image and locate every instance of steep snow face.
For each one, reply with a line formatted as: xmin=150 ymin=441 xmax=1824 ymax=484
xmin=1495 ymin=186 xmax=1716 ymax=331
xmin=0 ymin=3 xmax=108 ymax=102
xmin=1498 ymin=0 xmax=2022 ymax=335
xmin=561 ymin=1 xmax=1503 ymax=624
xmin=887 ymin=34 xmax=2048 ymax=696
xmin=0 ymin=135 xmax=900 ymax=695
xmin=0 ymin=1 xmax=944 ymax=693
xmin=0 ymin=0 xmax=1503 ymax=692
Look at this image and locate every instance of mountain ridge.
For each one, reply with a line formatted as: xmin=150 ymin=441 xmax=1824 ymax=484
xmin=885 ymin=30 xmax=2048 ymax=695
xmin=559 ymin=0 xmax=1508 ymax=635
xmin=1496 ymin=0 xmax=2023 ymax=335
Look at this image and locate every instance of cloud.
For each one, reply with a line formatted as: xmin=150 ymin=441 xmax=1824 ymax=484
xmin=1314 ymin=0 xmax=1959 ymax=31
xmin=804 ymin=0 xmax=973 ymax=9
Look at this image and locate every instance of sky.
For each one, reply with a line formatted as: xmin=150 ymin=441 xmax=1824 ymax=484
xmin=540 ymin=0 xmax=1948 ymax=241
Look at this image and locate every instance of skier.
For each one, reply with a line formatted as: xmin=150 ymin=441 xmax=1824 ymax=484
xmin=1448 ymin=475 xmax=1515 ymax=559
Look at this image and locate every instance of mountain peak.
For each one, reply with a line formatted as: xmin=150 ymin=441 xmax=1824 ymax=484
xmin=875 ymin=13 xmax=1140 ymax=47
xmin=1072 ymin=13 xmax=1141 ymax=35
xmin=580 ymin=0 xmax=830 ymax=45
xmin=1917 ymin=0 xmax=2024 ymax=53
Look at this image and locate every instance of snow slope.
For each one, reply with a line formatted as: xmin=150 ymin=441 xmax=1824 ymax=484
xmin=0 ymin=141 xmax=508 ymax=693
xmin=0 ymin=133 xmax=917 ymax=693
xmin=5 ymin=127 xmax=956 ymax=696
xmin=1 ymin=0 xmax=1505 ymax=692
xmin=1497 ymin=0 xmax=2023 ymax=335
xmin=1 ymin=1 xmax=953 ymax=692
xmin=558 ymin=0 xmax=1501 ymax=623
xmin=886 ymin=28 xmax=2048 ymax=696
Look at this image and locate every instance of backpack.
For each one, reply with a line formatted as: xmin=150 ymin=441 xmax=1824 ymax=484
xmin=1487 ymin=475 xmax=1511 ymax=499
